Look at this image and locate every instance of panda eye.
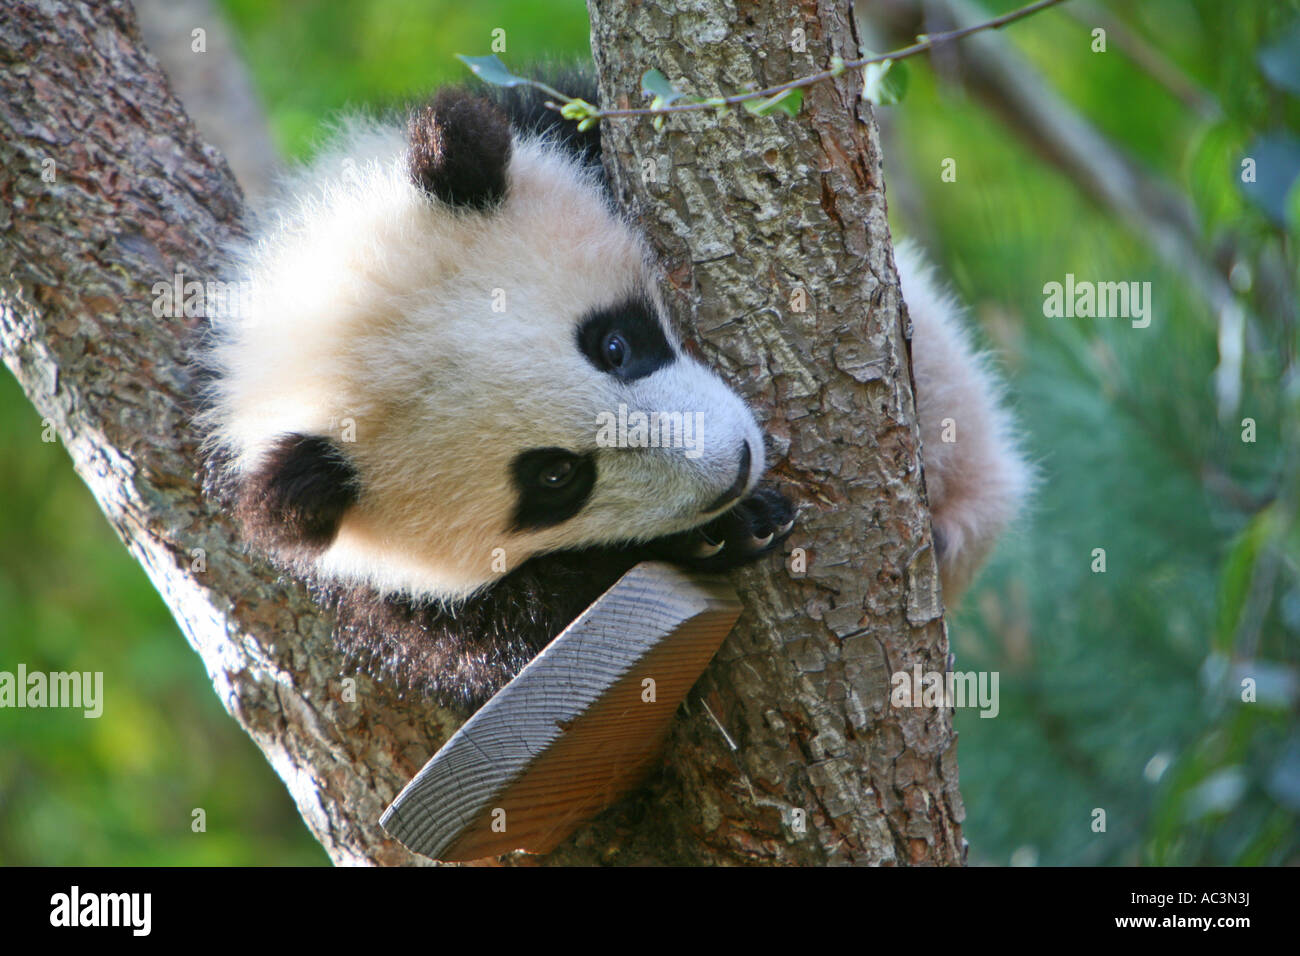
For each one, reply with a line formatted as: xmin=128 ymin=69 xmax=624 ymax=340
xmin=511 ymin=448 xmax=596 ymax=531
xmin=538 ymin=458 xmax=576 ymax=489
xmin=577 ymin=298 xmax=672 ymax=380
xmin=602 ymin=333 xmax=629 ymax=370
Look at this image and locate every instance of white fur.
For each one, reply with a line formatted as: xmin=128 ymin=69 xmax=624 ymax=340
xmin=203 ymin=114 xmax=1027 ymax=606
xmin=895 ymin=240 xmax=1031 ymax=599
xmin=203 ymin=122 xmax=764 ymax=600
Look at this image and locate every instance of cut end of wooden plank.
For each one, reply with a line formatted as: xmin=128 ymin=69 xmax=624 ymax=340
xmin=380 ymin=561 xmax=742 ymax=862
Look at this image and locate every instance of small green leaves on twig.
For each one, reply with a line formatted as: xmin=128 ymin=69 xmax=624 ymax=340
xmin=861 ymin=59 xmax=909 ymax=107
xmin=641 ymin=69 xmax=688 ymax=129
xmin=456 ymin=0 xmax=1065 ymax=128
xmin=641 ymin=69 xmax=686 ymax=109
xmin=559 ymin=99 xmax=600 ymax=131
xmin=742 ymin=87 xmax=804 ymax=118
xmin=455 ymin=54 xmax=528 ymax=89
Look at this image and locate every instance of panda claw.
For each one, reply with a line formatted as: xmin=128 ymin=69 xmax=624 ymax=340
xmin=776 ymin=519 xmax=794 ymax=535
xmin=694 ymin=538 xmax=726 ymax=559
xmin=750 ymin=531 xmax=774 ymax=549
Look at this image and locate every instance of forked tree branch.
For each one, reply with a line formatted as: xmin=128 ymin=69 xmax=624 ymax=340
xmin=0 ymin=0 xmax=960 ymax=865
xmin=0 ymin=0 xmax=447 ymax=866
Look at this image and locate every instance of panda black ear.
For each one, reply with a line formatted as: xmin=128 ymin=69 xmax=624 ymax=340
xmin=238 ymin=434 xmax=359 ymax=555
xmin=408 ymin=89 xmax=512 ymax=210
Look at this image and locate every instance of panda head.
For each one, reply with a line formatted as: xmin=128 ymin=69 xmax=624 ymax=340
xmin=204 ymin=89 xmax=767 ymax=601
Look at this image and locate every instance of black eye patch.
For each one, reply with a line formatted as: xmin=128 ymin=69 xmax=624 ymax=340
xmin=509 ymin=448 xmax=597 ymax=531
xmin=576 ymin=295 xmax=675 ymax=380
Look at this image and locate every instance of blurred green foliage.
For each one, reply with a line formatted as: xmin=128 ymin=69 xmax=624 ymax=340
xmin=1 ymin=0 xmax=1295 ymax=865
xmin=219 ymin=0 xmax=591 ymax=159
xmin=906 ymin=0 xmax=1300 ymax=865
xmin=0 ymin=373 xmax=325 ymax=864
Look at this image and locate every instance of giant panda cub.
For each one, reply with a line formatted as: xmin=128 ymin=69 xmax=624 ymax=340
xmin=201 ymin=74 xmax=1028 ymax=710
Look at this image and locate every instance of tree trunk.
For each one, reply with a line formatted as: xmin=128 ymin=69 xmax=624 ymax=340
xmin=0 ymin=0 xmax=963 ymax=865
xmin=577 ymin=0 xmax=963 ymax=864
xmin=0 ymin=0 xmax=445 ymax=867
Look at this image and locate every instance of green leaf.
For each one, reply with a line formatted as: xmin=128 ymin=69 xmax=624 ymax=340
xmin=641 ymin=68 xmax=685 ymax=106
xmin=862 ymin=59 xmax=908 ymax=106
xmin=1258 ymin=20 xmax=1300 ymax=97
xmin=1187 ymin=120 xmax=1248 ymax=233
xmin=1237 ymin=133 xmax=1300 ymax=227
xmin=1216 ymin=507 xmax=1279 ymax=652
xmin=1287 ymin=176 xmax=1300 ymax=240
xmin=456 ymin=54 xmax=528 ymax=88
xmin=741 ymin=87 xmax=803 ymax=118
xmin=559 ymin=98 xmax=596 ymax=121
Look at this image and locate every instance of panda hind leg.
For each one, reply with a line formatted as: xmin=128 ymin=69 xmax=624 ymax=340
xmin=894 ymin=241 xmax=1032 ymax=603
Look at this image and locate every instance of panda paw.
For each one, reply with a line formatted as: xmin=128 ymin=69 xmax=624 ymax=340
xmin=653 ymin=485 xmax=795 ymax=573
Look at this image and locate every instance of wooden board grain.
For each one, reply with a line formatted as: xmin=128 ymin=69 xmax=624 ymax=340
xmin=379 ymin=561 xmax=742 ymax=861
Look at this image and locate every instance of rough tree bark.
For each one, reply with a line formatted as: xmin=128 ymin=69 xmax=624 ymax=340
xmin=0 ymin=0 xmax=962 ymax=865
xmin=0 ymin=0 xmax=444 ymax=867
xmin=569 ymin=0 xmax=963 ymax=865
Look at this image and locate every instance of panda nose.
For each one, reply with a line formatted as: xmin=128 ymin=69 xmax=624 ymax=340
xmin=702 ymin=441 xmax=752 ymax=514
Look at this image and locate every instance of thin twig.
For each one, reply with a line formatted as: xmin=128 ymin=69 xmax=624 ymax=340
xmin=1062 ymin=0 xmax=1220 ymax=119
xmin=542 ymin=0 xmax=1069 ymax=121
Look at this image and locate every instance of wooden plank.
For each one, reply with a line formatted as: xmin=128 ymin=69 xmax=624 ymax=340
xmin=379 ymin=561 xmax=742 ymax=861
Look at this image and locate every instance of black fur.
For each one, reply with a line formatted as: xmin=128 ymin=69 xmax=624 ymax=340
xmin=576 ymin=294 xmax=676 ymax=380
xmin=237 ymin=434 xmax=359 ymax=555
xmin=408 ymin=89 xmax=512 ymax=209
xmin=643 ymin=484 xmax=794 ymax=575
xmin=509 ymin=448 xmax=598 ymax=530
xmin=327 ymin=505 xmax=794 ymax=711
xmin=327 ymin=550 xmax=629 ymax=710
xmin=486 ymin=66 xmax=603 ymax=173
